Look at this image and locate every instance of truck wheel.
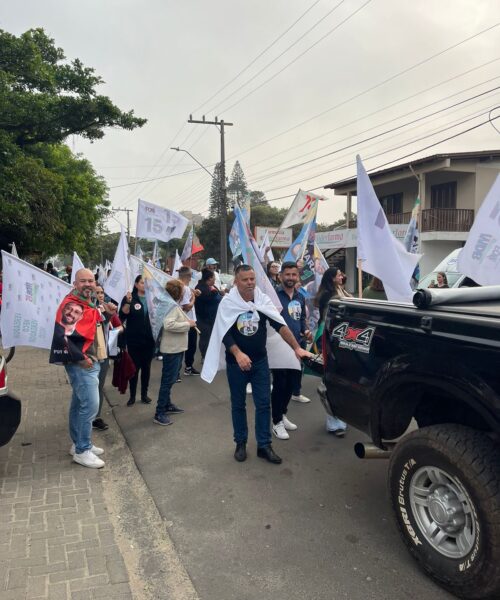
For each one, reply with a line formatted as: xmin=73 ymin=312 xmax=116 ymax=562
xmin=388 ymin=424 xmax=500 ymax=599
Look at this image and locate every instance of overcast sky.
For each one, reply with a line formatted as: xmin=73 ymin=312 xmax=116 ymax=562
xmin=4 ymin=0 xmax=500 ymax=233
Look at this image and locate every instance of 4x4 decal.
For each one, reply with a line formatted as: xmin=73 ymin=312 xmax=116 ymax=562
xmin=331 ymin=322 xmax=375 ymax=353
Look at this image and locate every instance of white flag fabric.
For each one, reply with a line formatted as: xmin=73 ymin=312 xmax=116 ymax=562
xmin=129 ymin=255 xmax=173 ymax=288
xmin=259 ymin=230 xmax=274 ymax=262
xmin=104 ymin=227 xmax=132 ymax=304
xmin=136 ymin=199 xmax=189 ymax=242
xmin=143 ymin=265 xmax=178 ymax=341
xmin=280 ymin=189 xmax=324 ymax=230
xmin=356 ymin=156 xmax=421 ymax=302
xmin=70 ymin=252 xmax=85 ymax=284
xmin=107 ymin=328 xmax=120 ymax=357
xmin=173 ymin=250 xmax=182 ymax=277
xmin=458 ymin=175 xmax=500 ymax=285
xmin=0 ymin=251 xmax=72 ymax=349
xmin=10 ymin=242 xmax=19 ymax=258
xmin=181 ymin=227 xmax=193 ymax=261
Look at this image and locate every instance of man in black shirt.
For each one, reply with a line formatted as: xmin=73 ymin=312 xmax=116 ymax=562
xmin=221 ymin=265 xmax=312 ymax=464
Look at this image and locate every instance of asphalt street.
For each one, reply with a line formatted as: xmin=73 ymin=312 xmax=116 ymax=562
xmin=106 ymin=360 xmax=453 ymax=600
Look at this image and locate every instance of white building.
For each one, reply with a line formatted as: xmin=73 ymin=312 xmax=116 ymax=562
xmin=320 ymin=151 xmax=500 ymax=291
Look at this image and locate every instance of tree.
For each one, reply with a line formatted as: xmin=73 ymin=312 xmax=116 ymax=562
xmin=0 ymin=28 xmax=146 ymax=257
xmin=227 ymin=161 xmax=248 ymax=205
xmin=248 ymin=190 xmax=268 ymax=206
xmin=208 ymin=162 xmax=224 ymax=218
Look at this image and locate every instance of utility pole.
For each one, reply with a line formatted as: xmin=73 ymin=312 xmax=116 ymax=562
xmin=188 ymin=115 xmax=233 ymax=273
xmin=113 ymin=207 xmax=133 ymax=249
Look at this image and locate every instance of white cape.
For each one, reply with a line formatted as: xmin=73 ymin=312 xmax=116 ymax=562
xmin=200 ymin=286 xmax=300 ymax=383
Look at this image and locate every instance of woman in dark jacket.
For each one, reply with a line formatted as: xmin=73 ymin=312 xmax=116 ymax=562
xmin=195 ymin=268 xmax=222 ymax=359
xmin=119 ymin=275 xmax=155 ymax=406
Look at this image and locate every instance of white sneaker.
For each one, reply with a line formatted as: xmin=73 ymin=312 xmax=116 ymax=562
xmin=326 ymin=415 xmax=347 ymax=436
xmin=272 ymin=421 xmax=290 ymax=440
xmin=283 ymin=415 xmax=297 ymax=431
xmin=246 ymin=383 xmax=252 ymax=394
xmin=291 ymin=394 xmax=311 ymax=403
xmin=73 ymin=450 xmax=105 ymax=469
xmin=69 ymin=443 xmax=104 ymax=456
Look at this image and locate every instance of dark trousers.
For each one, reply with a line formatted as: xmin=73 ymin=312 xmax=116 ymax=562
xmin=226 ymin=357 xmax=271 ymax=448
xmin=271 ymin=368 xmax=301 ymax=424
xmin=96 ymin=358 xmax=109 ymax=418
xmin=127 ymin=342 xmax=155 ymax=399
xmin=198 ymin=318 xmax=213 ymax=358
xmin=156 ymin=352 xmax=184 ymax=415
xmin=184 ymin=327 xmax=198 ymax=368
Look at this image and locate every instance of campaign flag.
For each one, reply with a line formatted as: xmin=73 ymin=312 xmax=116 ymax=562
xmin=404 ymin=197 xmax=421 ymax=284
xmin=259 ymin=230 xmax=274 ymax=262
xmin=0 ymin=251 xmax=72 ymax=349
xmin=181 ymin=227 xmax=205 ymax=262
xmin=10 ymin=242 xmax=19 ymax=258
xmin=228 ymin=219 xmax=242 ymax=258
xmin=129 ymin=255 xmax=173 ymax=288
xmin=71 ymin=252 xmax=85 ymax=284
xmin=136 ymin=199 xmax=189 ymax=242
xmin=280 ymin=189 xmax=324 ymax=230
xmin=458 ymin=174 xmax=500 ymax=285
xmin=136 ymin=244 xmax=144 ymax=260
xmin=172 ymin=250 xmax=182 ymax=277
xmin=97 ymin=264 xmax=106 ymax=286
xmin=104 ymin=227 xmax=132 ymax=304
xmin=234 ymin=205 xmax=281 ymax=309
xmin=152 ymin=240 xmax=162 ymax=268
xmin=356 ymin=156 xmax=421 ymax=302
xmin=283 ymin=215 xmax=316 ymax=264
xmin=143 ymin=265 xmax=177 ymax=341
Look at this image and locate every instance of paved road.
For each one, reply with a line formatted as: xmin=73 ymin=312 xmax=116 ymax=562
xmin=107 ymin=360 xmax=453 ymax=600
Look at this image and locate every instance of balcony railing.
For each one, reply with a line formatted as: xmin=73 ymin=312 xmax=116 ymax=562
xmin=383 ymin=208 xmax=474 ymax=231
xmin=421 ymin=208 xmax=474 ymax=232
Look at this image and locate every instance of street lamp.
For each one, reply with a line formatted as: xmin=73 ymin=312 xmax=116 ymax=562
xmin=170 ymin=147 xmax=214 ymax=179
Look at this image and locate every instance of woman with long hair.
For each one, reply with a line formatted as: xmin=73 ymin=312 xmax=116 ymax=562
xmin=314 ymin=267 xmax=350 ymax=437
xmin=267 ymin=261 xmax=281 ymax=291
xmin=195 ymin=268 xmax=223 ymax=359
xmin=119 ymin=275 xmax=155 ymax=406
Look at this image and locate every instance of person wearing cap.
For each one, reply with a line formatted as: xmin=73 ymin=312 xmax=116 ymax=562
xmin=205 ymin=258 xmax=223 ymax=291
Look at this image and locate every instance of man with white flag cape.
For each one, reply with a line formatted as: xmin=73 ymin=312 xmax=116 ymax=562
xmin=201 ymin=264 xmax=313 ymax=465
xmin=356 ymin=156 xmax=421 ymax=302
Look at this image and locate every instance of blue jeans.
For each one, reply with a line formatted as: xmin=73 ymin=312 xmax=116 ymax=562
xmin=156 ymin=352 xmax=183 ymax=415
xmin=65 ymin=362 xmax=101 ymax=454
xmin=226 ymin=357 xmax=271 ymax=448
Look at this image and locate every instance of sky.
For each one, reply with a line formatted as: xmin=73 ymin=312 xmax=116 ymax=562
xmin=4 ymin=0 xmax=500 ymax=234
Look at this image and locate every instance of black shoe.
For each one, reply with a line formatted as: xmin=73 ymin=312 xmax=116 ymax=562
xmin=184 ymin=367 xmax=200 ymax=376
xmin=176 ymin=377 xmax=182 ymax=383
xmin=257 ymin=445 xmax=282 ymax=464
xmin=127 ymin=397 xmax=136 ymax=406
xmin=234 ymin=442 xmax=247 ymax=462
xmin=165 ymin=403 xmax=184 ymax=414
xmin=92 ymin=418 xmax=109 ymax=431
xmin=141 ymin=396 xmax=152 ymax=404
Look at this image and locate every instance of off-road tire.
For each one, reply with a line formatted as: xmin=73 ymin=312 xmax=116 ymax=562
xmin=388 ymin=424 xmax=500 ymax=599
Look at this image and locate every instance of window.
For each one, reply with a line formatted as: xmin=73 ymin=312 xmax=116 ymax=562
xmin=431 ymin=182 xmax=457 ymax=209
xmin=379 ymin=193 xmax=402 ymax=214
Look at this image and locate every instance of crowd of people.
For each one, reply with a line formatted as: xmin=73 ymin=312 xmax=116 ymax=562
xmin=48 ymin=255 xmax=369 ymax=469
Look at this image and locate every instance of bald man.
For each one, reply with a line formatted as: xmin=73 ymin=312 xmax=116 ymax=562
xmin=50 ymin=268 xmax=116 ymax=469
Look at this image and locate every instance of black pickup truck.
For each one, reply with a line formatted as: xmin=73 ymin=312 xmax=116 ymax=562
xmin=318 ymin=286 xmax=500 ymax=600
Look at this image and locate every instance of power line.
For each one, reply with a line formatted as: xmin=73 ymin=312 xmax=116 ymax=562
xmin=228 ymin=23 xmax=500 ymax=160
xmin=190 ymin=0 xmax=323 ymax=114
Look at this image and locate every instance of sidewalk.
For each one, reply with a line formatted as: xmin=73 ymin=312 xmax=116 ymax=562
xmin=0 ymin=347 xmax=198 ymax=600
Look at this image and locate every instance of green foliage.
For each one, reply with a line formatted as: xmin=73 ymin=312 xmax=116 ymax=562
xmin=227 ymin=160 xmax=248 ymax=204
xmin=208 ymin=162 xmax=224 ymax=218
xmin=0 ymin=27 xmax=146 ymax=258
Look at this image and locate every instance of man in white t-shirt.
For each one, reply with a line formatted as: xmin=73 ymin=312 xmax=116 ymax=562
xmin=178 ymin=266 xmax=201 ymax=375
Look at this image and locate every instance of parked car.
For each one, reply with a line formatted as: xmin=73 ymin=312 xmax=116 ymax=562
xmin=318 ymin=287 xmax=500 ymax=599
xmin=0 ymin=348 xmax=21 ymax=447
xmin=418 ymin=248 xmax=479 ymax=289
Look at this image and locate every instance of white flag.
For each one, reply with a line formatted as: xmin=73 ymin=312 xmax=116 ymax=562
xmin=0 ymin=251 xmax=72 ymax=349
xmin=143 ymin=265 xmax=178 ymax=341
xmin=71 ymin=252 xmax=85 ymax=284
xmin=458 ymin=175 xmax=500 ymax=285
xmin=129 ymin=255 xmax=173 ymax=288
xmin=356 ymin=156 xmax=421 ymax=302
xmin=173 ymin=250 xmax=182 ymax=277
xmin=104 ymin=227 xmax=132 ymax=304
xmin=280 ymin=189 xmax=324 ymax=230
xmin=136 ymin=199 xmax=189 ymax=242
xmin=10 ymin=242 xmax=19 ymax=258
xmin=181 ymin=227 xmax=193 ymax=262
xmin=259 ymin=230 xmax=274 ymax=262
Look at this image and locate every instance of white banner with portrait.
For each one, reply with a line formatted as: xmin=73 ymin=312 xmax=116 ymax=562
xmin=0 ymin=251 xmax=72 ymax=349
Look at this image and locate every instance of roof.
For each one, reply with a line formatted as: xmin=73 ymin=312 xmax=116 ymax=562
xmin=324 ymin=150 xmax=500 ymax=192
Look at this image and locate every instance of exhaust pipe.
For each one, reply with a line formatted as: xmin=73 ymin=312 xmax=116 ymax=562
xmin=354 ymin=442 xmax=392 ymax=459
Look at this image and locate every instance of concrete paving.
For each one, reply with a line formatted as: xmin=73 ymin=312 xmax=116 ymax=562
xmin=108 ymin=359 xmax=454 ymax=600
